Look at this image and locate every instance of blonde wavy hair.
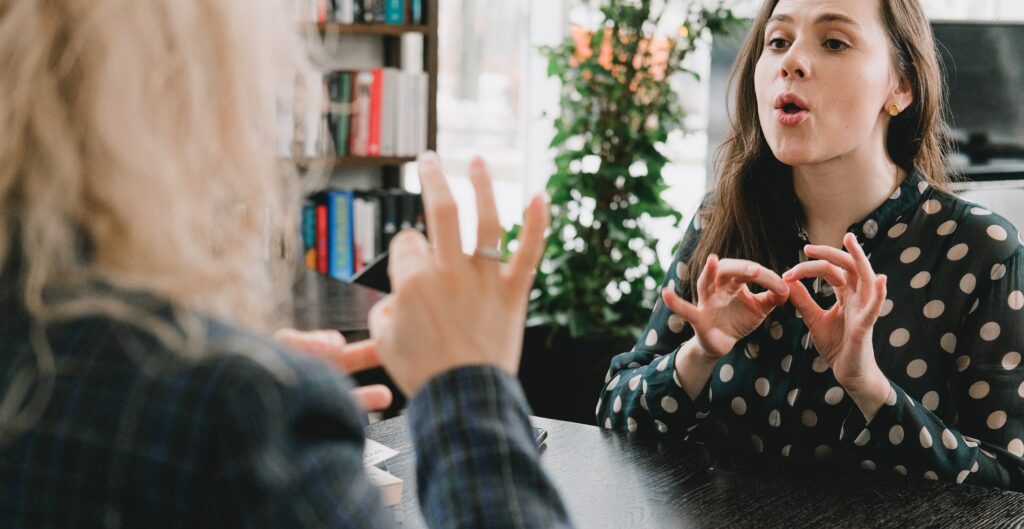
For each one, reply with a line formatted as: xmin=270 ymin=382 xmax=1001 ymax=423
xmin=0 ymin=0 xmax=312 ymax=441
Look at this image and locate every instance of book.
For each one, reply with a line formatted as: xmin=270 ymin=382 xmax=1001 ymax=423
xmin=328 ymin=190 xmax=356 ymax=280
xmin=303 ymin=189 xmax=423 ymax=275
xmin=385 ymin=0 xmax=405 ymax=25
xmin=410 ymin=0 xmax=423 ymax=25
xmin=350 ymin=72 xmax=374 ymax=156
xmin=368 ymin=68 xmax=384 ymax=157
xmin=301 ymin=204 xmax=317 ymax=270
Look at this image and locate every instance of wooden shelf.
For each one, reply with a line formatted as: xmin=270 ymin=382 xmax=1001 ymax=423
xmin=325 ymin=156 xmax=417 ymax=167
xmin=309 ymin=22 xmax=430 ymax=36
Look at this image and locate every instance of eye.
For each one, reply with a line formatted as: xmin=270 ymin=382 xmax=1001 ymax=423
xmin=767 ymin=38 xmax=790 ymax=51
xmin=824 ymin=38 xmax=850 ymax=52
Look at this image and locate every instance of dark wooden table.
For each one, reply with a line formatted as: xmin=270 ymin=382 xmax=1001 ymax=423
xmin=292 ymin=269 xmax=382 ymax=338
xmin=366 ymin=416 xmax=1024 ymax=529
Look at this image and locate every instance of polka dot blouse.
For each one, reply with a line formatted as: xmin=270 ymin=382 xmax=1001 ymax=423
xmin=597 ymin=170 xmax=1024 ymax=490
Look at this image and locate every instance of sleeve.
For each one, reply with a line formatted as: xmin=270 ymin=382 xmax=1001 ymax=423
xmin=197 ymin=351 xmax=398 ymax=529
xmin=407 ymin=365 xmax=574 ymax=529
xmin=595 ymin=210 xmax=710 ymax=440
xmin=839 ymin=248 xmax=1024 ymax=490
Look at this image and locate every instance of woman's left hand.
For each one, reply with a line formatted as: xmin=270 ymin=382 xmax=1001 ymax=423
xmin=782 ymin=233 xmax=892 ymax=420
xmin=274 ymin=328 xmax=394 ymax=412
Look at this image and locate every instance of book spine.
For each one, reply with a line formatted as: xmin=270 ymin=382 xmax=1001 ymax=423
xmin=368 ymin=68 xmax=384 ymax=157
xmin=337 ymin=72 xmax=352 ymax=156
xmin=316 ymin=203 xmax=329 ymax=274
xmin=381 ymin=191 xmax=399 ymax=249
xmin=337 ymin=0 xmax=354 ymax=23
xmin=386 ymin=0 xmax=405 ymax=24
xmin=302 ymin=204 xmax=317 ymax=270
xmin=350 ymin=71 xmax=374 ymax=156
xmin=328 ymin=190 xmax=355 ymax=280
xmin=353 ymin=197 xmax=365 ymax=274
xmin=410 ymin=0 xmax=422 ymax=25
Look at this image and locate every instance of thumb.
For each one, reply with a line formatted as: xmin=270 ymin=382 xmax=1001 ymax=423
xmin=786 ymin=279 xmax=824 ymax=326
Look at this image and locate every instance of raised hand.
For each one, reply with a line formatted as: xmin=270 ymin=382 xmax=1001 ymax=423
xmin=782 ymin=233 xmax=892 ymax=419
xmin=367 ymin=153 xmax=549 ymax=397
xmin=274 ymin=328 xmax=393 ymax=412
xmin=661 ymin=254 xmax=790 ymax=360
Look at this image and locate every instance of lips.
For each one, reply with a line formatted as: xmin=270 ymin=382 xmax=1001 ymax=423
xmin=774 ymin=92 xmax=810 ymax=126
xmin=774 ymin=92 xmax=810 ymax=113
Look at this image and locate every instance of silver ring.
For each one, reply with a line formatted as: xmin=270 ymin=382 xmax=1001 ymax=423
xmin=473 ymin=246 xmax=504 ymax=261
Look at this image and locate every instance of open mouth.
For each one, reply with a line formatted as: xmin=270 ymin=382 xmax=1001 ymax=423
xmin=782 ymin=102 xmax=805 ymax=114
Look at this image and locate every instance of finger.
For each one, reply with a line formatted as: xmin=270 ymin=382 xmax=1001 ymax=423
xmin=696 ymin=254 xmax=718 ymax=301
xmin=864 ymin=275 xmax=888 ymax=322
xmin=367 ymin=295 xmax=395 ymax=341
xmin=844 ymin=233 xmax=876 ymax=292
xmin=351 ymin=385 xmax=394 ymax=412
xmin=785 ymin=278 xmax=825 ymax=326
xmin=330 ymin=340 xmax=382 ymax=374
xmin=782 ymin=261 xmax=847 ymax=289
xmin=662 ymin=287 xmax=700 ymax=324
xmin=802 ymin=243 xmax=860 ymax=288
xmin=751 ymin=289 xmax=789 ymax=311
xmin=469 ymin=157 xmax=502 ymax=250
xmin=714 ymin=259 xmax=790 ymax=298
xmin=274 ymin=328 xmax=347 ymax=356
xmin=506 ymin=193 xmax=550 ymax=292
xmin=388 ymin=228 xmax=431 ymax=289
xmin=417 ymin=151 xmax=463 ymax=260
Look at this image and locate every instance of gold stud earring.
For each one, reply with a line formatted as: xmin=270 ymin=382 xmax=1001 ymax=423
xmin=888 ymin=104 xmax=901 ymax=117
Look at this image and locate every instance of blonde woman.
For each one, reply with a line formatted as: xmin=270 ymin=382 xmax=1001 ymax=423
xmin=0 ymin=0 xmax=572 ymax=527
xmin=599 ymin=0 xmax=1024 ymax=489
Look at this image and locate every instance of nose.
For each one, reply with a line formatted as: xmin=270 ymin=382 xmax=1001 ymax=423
xmin=780 ymin=46 xmax=810 ymax=80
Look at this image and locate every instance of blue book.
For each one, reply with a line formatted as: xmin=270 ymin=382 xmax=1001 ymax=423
xmin=385 ymin=0 xmax=404 ymax=24
xmin=411 ymin=0 xmax=422 ymax=24
xmin=328 ymin=190 xmax=356 ymax=280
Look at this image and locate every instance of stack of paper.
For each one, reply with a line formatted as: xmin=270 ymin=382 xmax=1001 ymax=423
xmin=364 ymin=439 xmax=403 ymax=507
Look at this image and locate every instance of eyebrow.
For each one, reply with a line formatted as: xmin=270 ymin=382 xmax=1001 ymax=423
xmin=767 ymin=12 xmax=861 ymax=29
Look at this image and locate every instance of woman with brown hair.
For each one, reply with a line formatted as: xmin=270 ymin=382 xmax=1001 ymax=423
xmin=598 ymin=0 xmax=1024 ymax=489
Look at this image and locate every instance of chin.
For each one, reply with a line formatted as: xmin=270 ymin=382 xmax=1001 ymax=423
xmin=767 ymin=142 xmax=818 ymax=167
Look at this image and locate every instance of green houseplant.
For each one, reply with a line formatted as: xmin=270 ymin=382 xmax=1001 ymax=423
xmin=512 ymin=0 xmax=739 ymax=424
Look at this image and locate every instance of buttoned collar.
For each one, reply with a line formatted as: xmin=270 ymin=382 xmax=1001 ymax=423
xmin=794 ymin=168 xmax=929 ymax=253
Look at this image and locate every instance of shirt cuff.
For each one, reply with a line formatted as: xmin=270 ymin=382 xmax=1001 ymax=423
xmin=407 ymin=365 xmax=534 ymax=452
xmin=638 ymin=349 xmax=712 ymax=438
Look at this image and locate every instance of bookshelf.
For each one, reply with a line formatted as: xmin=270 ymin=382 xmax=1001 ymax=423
xmin=295 ymin=0 xmax=438 ymax=285
xmin=305 ymin=1 xmax=438 ymax=187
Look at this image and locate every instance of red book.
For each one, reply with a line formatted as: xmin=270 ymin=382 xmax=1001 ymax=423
xmin=316 ymin=204 xmax=329 ymax=275
xmin=368 ymin=68 xmax=384 ymax=157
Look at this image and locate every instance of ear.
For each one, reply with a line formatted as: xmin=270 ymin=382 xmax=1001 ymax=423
xmin=889 ymin=74 xmax=914 ymax=113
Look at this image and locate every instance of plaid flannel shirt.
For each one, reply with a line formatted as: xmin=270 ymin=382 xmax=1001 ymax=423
xmin=0 ymin=289 xmax=572 ymax=529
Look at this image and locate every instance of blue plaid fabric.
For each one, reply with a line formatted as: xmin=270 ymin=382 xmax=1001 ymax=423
xmin=0 ymin=288 xmax=572 ymax=529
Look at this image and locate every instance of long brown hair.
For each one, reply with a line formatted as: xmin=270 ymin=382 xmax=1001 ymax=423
xmin=688 ymin=0 xmax=953 ymax=292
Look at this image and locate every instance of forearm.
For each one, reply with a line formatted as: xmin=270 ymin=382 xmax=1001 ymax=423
xmin=674 ymin=338 xmax=719 ymax=401
xmin=408 ymin=366 xmax=573 ymax=529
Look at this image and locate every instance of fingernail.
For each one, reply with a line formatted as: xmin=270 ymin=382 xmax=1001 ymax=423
xmin=418 ymin=151 xmax=439 ymax=164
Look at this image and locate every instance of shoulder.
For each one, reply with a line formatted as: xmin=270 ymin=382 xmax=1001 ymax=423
xmin=928 ymin=188 xmax=1023 ymax=266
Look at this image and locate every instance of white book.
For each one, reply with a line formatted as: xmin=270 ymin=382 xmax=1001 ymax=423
xmin=336 ymin=0 xmax=355 ymax=23
xmin=381 ymin=69 xmax=396 ymax=157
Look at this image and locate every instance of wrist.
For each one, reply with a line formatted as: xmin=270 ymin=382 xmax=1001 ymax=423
xmin=675 ymin=338 xmax=720 ymax=401
xmin=844 ymin=370 xmax=891 ymax=423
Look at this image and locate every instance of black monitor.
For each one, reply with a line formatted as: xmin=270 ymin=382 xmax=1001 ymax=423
xmin=706 ymin=20 xmax=1024 ymax=183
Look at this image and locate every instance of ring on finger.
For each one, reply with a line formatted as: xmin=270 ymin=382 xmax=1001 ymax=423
xmin=473 ymin=246 xmax=504 ymax=262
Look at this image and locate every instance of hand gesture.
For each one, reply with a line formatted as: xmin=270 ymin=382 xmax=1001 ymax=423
xmin=368 ymin=153 xmax=549 ymax=396
xmin=661 ymin=254 xmax=790 ymax=359
xmin=274 ymin=328 xmax=393 ymax=412
xmin=782 ymin=233 xmax=891 ymax=411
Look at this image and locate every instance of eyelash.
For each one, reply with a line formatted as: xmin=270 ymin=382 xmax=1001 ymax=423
xmin=766 ymin=37 xmax=851 ymax=53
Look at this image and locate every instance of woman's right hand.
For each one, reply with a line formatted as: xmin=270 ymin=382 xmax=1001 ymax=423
xmin=661 ymin=254 xmax=790 ymax=360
